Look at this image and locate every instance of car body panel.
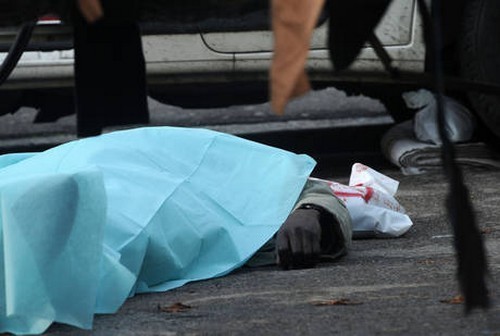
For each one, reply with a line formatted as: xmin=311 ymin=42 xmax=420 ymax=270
xmin=0 ymin=0 xmax=425 ymax=90
xmin=201 ymin=0 xmax=416 ymax=53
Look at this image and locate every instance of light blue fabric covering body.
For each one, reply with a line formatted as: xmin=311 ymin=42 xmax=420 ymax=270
xmin=0 ymin=127 xmax=315 ymax=335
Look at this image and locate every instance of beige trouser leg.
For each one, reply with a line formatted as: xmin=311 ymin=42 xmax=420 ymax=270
xmin=270 ymin=0 xmax=325 ymax=115
xmin=77 ymin=0 xmax=104 ymax=23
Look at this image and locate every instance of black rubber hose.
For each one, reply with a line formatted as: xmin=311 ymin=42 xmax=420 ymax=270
xmin=0 ymin=21 xmax=37 ymax=87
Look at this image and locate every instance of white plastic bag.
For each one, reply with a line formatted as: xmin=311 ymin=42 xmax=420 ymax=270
xmin=314 ymin=163 xmax=413 ymax=238
xmin=402 ymin=89 xmax=476 ymax=145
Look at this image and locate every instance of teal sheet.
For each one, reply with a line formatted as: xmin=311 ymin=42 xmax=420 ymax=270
xmin=0 ymin=127 xmax=315 ymax=335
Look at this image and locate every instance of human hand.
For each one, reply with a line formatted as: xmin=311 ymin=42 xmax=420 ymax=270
xmin=276 ymin=208 xmax=322 ymax=270
xmin=77 ymin=0 xmax=104 ymax=23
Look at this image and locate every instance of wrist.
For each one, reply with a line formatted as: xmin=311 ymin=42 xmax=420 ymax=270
xmin=297 ymin=203 xmax=325 ymax=214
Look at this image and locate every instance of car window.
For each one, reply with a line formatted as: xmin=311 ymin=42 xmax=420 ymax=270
xmin=141 ymin=0 xmax=264 ymax=34
xmin=141 ymin=0 xmax=327 ymax=35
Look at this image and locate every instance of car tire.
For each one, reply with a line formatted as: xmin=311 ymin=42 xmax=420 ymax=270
xmin=0 ymin=90 xmax=22 ymax=116
xmin=326 ymin=82 xmax=414 ymax=124
xmin=459 ymin=0 xmax=500 ymax=140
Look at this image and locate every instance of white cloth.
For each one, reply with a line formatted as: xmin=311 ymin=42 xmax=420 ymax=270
xmin=402 ymin=89 xmax=476 ymax=145
xmin=381 ymin=121 xmax=500 ymax=175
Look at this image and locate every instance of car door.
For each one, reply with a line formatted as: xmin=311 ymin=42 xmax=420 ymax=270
xmin=199 ymin=0 xmax=424 ymax=75
xmin=198 ymin=0 xmax=328 ymax=53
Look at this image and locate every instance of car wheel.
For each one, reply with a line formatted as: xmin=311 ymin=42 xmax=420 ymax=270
xmin=325 ymin=82 xmax=414 ymax=124
xmin=0 ymin=90 xmax=23 ymax=116
xmin=459 ymin=0 xmax=500 ymax=140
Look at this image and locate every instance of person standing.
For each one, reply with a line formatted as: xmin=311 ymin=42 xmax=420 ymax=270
xmin=74 ymin=0 xmax=149 ymax=137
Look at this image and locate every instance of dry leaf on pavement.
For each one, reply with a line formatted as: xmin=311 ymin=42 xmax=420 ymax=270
xmin=480 ymin=228 xmax=494 ymax=235
xmin=440 ymin=295 xmax=465 ymax=305
xmin=311 ymin=298 xmax=363 ymax=306
xmin=158 ymin=302 xmax=192 ymax=313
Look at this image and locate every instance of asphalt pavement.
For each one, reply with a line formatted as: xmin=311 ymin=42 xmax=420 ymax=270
xmin=1 ymin=87 xmax=500 ymax=335
xmin=42 ymin=168 xmax=500 ymax=336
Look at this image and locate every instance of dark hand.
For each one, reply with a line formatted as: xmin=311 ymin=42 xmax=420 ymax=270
xmin=276 ymin=208 xmax=322 ymax=270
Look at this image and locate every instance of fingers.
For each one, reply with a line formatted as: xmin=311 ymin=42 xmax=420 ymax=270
xmin=277 ymin=247 xmax=292 ymax=270
xmin=297 ymin=230 xmax=320 ymax=268
xmin=276 ymin=208 xmax=322 ymax=269
xmin=276 ymin=229 xmax=292 ymax=269
xmin=77 ymin=0 xmax=104 ymax=23
xmin=277 ymin=229 xmax=320 ymax=270
xmin=302 ymin=229 xmax=320 ymax=256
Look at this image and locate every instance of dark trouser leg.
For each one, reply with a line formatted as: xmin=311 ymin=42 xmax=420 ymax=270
xmin=73 ymin=0 xmax=149 ymax=137
xmin=424 ymin=0 xmax=466 ymax=75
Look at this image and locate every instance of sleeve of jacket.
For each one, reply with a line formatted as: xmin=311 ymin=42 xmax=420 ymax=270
xmin=246 ymin=178 xmax=352 ymax=267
